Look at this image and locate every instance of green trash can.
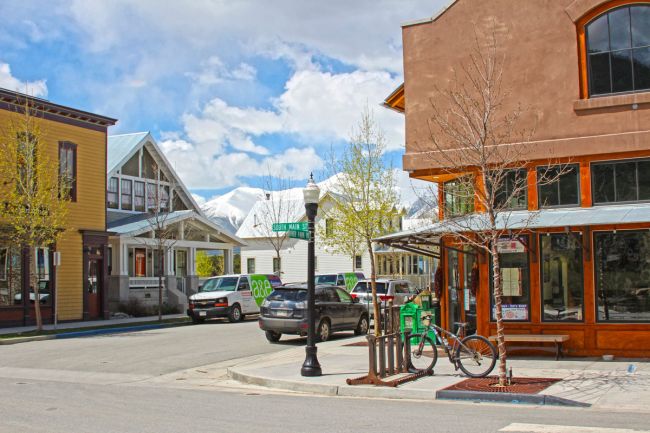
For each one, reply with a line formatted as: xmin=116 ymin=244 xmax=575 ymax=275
xmin=400 ymin=303 xmax=436 ymax=344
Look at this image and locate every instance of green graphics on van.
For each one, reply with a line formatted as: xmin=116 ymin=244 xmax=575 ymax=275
xmin=250 ymin=274 xmax=273 ymax=306
xmin=344 ymin=273 xmax=359 ymax=292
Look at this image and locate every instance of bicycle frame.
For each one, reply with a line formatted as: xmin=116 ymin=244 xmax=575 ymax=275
xmin=415 ymin=323 xmax=471 ymax=369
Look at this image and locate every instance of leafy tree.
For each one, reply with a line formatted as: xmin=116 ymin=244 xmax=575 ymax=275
xmin=325 ymin=108 xmax=400 ymax=335
xmin=196 ymin=251 xmax=224 ymax=277
xmin=0 ymin=98 xmax=69 ymax=331
xmin=318 ymin=210 xmax=364 ymax=272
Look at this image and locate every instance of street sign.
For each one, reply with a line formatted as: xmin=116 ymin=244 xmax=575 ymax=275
xmin=288 ymin=230 xmax=310 ymax=240
xmin=272 ymin=222 xmax=308 ymax=232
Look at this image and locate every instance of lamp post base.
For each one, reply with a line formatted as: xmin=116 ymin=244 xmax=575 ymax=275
xmin=301 ymin=345 xmax=322 ymax=377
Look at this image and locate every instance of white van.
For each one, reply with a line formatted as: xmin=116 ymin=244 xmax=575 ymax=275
xmin=187 ymin=274 xmax=282 ymax=323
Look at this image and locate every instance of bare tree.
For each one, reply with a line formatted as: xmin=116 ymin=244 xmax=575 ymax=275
xmin=143 ymin=163 xmax=192 ymax=321
xmin=420 ymin=26 xmax=568 ymax=386
xmin=252 ymin=169 xmax=300 ymax=277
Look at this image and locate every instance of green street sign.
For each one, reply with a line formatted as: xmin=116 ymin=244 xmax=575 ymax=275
xmin=288 ymin=230 xmax=310 ymax=240
xmin=272 ymin=222 xmax=308 ymax=232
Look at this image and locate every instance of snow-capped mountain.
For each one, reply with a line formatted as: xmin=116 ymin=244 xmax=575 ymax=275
xmin=201 ymin=187 xmax=265 ymax=233
xmin=200 ymin=171 xmax=437 ymax=233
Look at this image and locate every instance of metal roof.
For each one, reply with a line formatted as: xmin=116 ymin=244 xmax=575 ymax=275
xmin=374 ymin=203 xmax=650 ymax=256
xmin=108 ymin=210 xmax=245 ymax=246
xmin=107 ymin=132 xmax=150 ymax=174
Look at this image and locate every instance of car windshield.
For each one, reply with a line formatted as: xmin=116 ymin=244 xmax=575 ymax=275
xmin=352 ymin=282 xmax=387 ymax=294
xmin=266 ymin=289 xmax=307 ymax=302
xmin=315 ymin=275 xmax=337 ymax=285
xmin=200 ymin=277 xmax=239 ymax=292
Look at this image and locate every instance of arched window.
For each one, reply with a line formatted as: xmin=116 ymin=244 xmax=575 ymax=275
xmin=585 ymin=4 xmax=650 ymax=96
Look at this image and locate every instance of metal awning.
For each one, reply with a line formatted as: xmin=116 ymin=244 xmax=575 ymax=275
xmin=374 ymin=203 xmax=650 ymax=256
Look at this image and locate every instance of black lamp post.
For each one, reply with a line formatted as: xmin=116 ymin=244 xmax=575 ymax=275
xmin=301 ymin=173 xmax=322 ymax=377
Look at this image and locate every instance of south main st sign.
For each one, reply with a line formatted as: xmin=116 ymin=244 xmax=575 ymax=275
xmin=272 ymin=222 xmax=308 ymax=232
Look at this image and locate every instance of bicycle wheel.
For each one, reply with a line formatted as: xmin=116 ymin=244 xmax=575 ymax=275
xmin=455 ymin=335 xmax=497 ymax=378
xmin=407 ymin=334 xmax=437 ymax=372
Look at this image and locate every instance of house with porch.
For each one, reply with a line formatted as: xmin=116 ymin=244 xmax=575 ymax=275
xmin=106 ymin=132 xmax=243 ymax=312
xmin=380 ymin=0 xmax=650 ymax=357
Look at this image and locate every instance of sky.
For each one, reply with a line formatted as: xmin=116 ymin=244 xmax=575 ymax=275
xmin=0 ymin=0 xmax=447 ymax=202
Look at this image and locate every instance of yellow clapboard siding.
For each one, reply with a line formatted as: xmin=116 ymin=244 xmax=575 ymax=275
xmin=0 ymin=108 xmax=109 ymax=321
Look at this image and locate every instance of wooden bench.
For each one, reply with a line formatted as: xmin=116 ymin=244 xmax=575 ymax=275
xmin=488 ymin=334 xmax=570 ymax=360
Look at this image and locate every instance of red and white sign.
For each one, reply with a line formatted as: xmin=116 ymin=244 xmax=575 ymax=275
xmin=496 ymin=238 xmax=526 ymax=254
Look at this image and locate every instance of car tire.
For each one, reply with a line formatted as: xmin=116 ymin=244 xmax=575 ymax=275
xmin=316 ymin=319 xmax=331 ymax=342
xmin=265 ymin=331 xmax=282 ymax=343
xmin=191 ymin=316 xmax=205 ymax=324
xmin=354 ymin=315 xmax=369 ymax=335
xmin=228 ymin=304 xmax=242 ymax=323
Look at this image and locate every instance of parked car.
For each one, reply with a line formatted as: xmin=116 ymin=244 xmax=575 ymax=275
xmin=314 ymin=272 xmax=365 ymax=292
xmin=258 ymin=283 xmax=369 ymax=343
xmin=349 ymin=278 xmax=418 ymax=317
xmin=187 ymin=274 xmax=282 ymax=323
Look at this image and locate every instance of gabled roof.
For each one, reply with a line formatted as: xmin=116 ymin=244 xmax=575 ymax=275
xmin=107 ymin=132 xmax=201 ymax=213
xmin=107 ymin=132 xmax=149 ymax=174
xmin=108 ymin=209 xmax=245 ymax=246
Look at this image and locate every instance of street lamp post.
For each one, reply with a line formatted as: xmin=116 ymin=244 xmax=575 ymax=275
xmin=301 ymin=173 xmax=322 ymax=377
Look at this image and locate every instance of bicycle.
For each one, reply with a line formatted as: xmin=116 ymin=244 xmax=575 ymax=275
xmin=406 ymin=314 xmax=497 ymax=378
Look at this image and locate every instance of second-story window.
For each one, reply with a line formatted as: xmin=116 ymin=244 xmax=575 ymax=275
xmin=537 ymin=165 xmax=580 ymax=208
xmin=592 ymin=158 xmax=650 ymax=204
xmin=134 ymin=181 xmax=145 ymax=212
xmin=121 ymin=179 xmax=132 ymax=210
xmin=490 ymin=168 xmax=528 ymax=210
xmin=444 ymin=178 xmax=474 ymax=217
xmin=58 ymin=141 xmax=77 ymax=201
xmin=586 ymin=5 xmax=650 ymax=96
xmin=107 ymin=177 xmax=119 ymax=209
xmin=147 ymin=183 xmax=157 ymax=210
xmin=325 ymin=218 xmax=334 ymax=237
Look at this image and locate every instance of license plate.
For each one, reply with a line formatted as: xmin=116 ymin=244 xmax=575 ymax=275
xmin=274 ymin=309 xmax=291 ymax=317
xmin=199 ymin=311 xmax=207 ymax=317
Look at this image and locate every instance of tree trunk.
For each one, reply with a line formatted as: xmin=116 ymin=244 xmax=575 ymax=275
xmin=30 ymin=246 xmax=43 ymax=332
xmin=158 ymin=247 xmax=163 ymax=322
xmin=367 ymin=240 xmax=381 ymax=336
xmin=490 ymin=241 xmax=507 ymax=386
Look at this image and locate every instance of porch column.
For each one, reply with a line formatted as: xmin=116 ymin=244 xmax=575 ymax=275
xmin=188 ymin=247 xmax=196 ymax=275
xmin=166 ymin=247 xmax=174 ymax=276
xmin=224 ymin=248 xmax=233 ymax=274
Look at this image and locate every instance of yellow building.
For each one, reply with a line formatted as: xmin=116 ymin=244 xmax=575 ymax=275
xmin=0 ymin=89 xmax=116 ymax=327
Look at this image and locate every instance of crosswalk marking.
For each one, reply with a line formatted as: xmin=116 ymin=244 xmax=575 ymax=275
xmin=500 ymin=423 xmax=650 ymax=433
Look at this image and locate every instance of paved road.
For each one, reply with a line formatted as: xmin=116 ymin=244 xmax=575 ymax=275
xmin=1 ymin=320 xmax=649 ymax=433
xmin=0 ymin=319 xmax=293 ymax=376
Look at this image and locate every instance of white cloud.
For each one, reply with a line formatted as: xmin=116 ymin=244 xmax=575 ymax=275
xmin=187 ymin=56 xmax=257 ymax=85
xmin=191 ymin=193 xmax=206 ymax=206
xmin=0 ymin=62 xmax=47 ymax=97
xmin=160 ymin=140 xmax=322 ymax=190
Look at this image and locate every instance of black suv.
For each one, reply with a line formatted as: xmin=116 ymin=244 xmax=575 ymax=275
xmin=258 ymin=284 xmax=369 ymax=343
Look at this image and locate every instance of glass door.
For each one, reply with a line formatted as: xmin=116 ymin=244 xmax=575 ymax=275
xmin=447 ymin=249 xmax=461 ymax=330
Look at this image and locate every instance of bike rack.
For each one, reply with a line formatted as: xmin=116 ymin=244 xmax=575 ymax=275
xmin=346 ymin=330 xmax=433 ymax=387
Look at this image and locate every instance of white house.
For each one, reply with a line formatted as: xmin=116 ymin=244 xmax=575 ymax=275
xmin=106 ymin=132 xmax=244 ymax=311
xmin=237 ymin=192 xmax=373 ymax=283
xmin=236 ymin=190 xmax=438 ymax=288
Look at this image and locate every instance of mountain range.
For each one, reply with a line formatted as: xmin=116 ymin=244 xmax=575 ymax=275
xmin=201 ymin=171 xmax=437 ymax=234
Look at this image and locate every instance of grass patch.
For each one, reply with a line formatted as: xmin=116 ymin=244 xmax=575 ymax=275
xmin=0 ymin=317 xmax=190 ymax=339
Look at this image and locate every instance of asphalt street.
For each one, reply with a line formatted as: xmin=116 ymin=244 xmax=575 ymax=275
xmin=1 ymin=319 xmax=649 ymax=433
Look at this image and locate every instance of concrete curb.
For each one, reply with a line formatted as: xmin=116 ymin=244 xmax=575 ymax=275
xmin=0 ymin=321 xmax=190 ymax=345
xmin=0 ymin=335 xmax=55 ymax=345
xmin=435 ymin=389 xmax=591 ymax=407
xmin=228 ymin=366 xmax=439 ymax=401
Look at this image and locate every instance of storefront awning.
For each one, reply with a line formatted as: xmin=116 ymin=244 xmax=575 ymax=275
xmin=374 ymin=203 xmax=650 ymax=254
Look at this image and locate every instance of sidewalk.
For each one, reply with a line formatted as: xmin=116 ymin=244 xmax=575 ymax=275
xmin=227 ymin=335 xmax=650 ymax=411
xmin=0 ymin=313 xmax=188 ymax=337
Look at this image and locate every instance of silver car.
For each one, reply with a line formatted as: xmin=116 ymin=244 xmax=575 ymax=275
xmin=349 ymin=278 xmax=418 ymax=317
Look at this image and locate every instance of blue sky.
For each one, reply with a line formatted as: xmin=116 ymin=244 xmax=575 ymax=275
xmin=0 ymin=0 xmax=446 ymax=203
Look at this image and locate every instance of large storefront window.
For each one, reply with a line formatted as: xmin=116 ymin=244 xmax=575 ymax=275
xmin=595 ymin=231 xmax=650 ymax=322
xmin=540 ymin=234 xmax=584 ymax=321
xmin=0 ymin=247 xmax=22 ymax=307
xmin=490 ymin=236 xmax=531 ymax=321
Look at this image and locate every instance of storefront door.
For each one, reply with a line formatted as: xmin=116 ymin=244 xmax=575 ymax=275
xmin=87 ymin=258 xmax=103 ymax=320
xmin=463 ymin=252 xmax=478 ymax=334
xmin=447 ymin=249 xmax=461 ymax=330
